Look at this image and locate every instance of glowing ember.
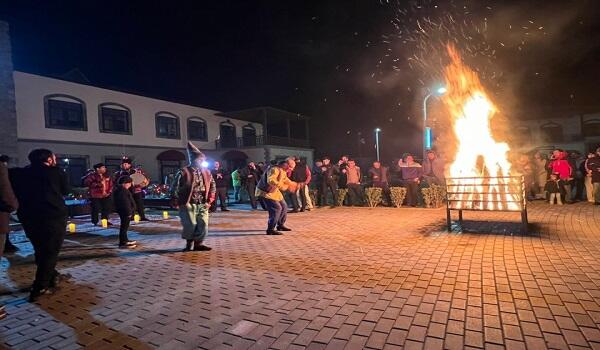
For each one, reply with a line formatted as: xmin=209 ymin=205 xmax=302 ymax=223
xmin=442 ymin=45 xmax=519 ymax=210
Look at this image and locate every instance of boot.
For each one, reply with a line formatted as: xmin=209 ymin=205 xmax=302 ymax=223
xmin=193 ymin=240 xmax=212 ymax=251
xmin=182 ymin=240 xmax=193 ymax=252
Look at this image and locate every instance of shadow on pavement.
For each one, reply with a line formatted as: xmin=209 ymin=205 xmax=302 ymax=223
xmin=36 ymin=281 xmax=152 ymax=349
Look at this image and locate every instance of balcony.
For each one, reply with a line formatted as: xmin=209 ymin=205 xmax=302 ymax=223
xmin=216 ymin=107 xmax=312 ymax=150
xmin=215 ymin=135 xmax=311 ymax=149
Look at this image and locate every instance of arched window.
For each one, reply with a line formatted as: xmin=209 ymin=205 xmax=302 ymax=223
xmin=540 ymin=122 xmax=563 ymax=142
xmin=99 ymin=103 xmax=132 ymax=134
xmin=583 ymin=119 xmax=600 ymax=137
xmin=242 ymin=124 xmax=257 ymax=146
xmin=219 ymin=120 xmax=237 ymax=148
xmin=187 ymin=117 xmax=207 ymax=141
xmin=44 ymin=94 xmax=87 ymax=130
xmin=155 ymin=112 xmax=180 ymax=139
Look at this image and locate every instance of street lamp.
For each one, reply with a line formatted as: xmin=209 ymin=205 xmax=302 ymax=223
xmin=374 ymin=128 xmax=382 ymax=162
xmin=422 ymin=86 xmax=447 ymax=159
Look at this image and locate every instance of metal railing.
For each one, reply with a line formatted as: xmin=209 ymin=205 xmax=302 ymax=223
xmin=445 ymin=176 xmax=528 ymax=233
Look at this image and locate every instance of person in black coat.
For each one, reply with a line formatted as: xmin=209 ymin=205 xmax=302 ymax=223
xmin=290 ymin=158 xmax=311 ymax=212
xmin=9 ymin=149 xmax=71 ymax=302
xmin=210 ymin=161 xmax=230 ymax=212
xmin=319 ymin=156 xmax=339 ymax=206
xmin=113 ymin=176 xmax=138 ymax=248
xmin=240 ymin=162 xmax=260 ymax=209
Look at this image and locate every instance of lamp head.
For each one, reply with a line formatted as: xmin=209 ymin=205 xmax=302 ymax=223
xmin=375 ymin=128 xmax=382 ymax=133
xmin=436 ymin=86 xmax=447 ymax=95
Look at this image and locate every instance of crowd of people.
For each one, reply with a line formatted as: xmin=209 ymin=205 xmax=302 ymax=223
xmin=516 ymin=148 xmax=600 ymax=205
xmin=1 ymin=144 xmax=600 ymax=311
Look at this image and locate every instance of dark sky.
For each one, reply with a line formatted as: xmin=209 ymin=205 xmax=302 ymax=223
xmin=2 ymin=0 xmax=600 ymax=162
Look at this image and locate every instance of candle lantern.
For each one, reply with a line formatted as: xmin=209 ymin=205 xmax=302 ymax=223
xmin=134 ymin=214 xmax=140 ymax=223
xmin=163 ymin=211 xmax=169 ymax=219
xmin=101 ymin=219 xmax=108 ymax=228
xmin=68 ymin=223 xmax=76 ymax=233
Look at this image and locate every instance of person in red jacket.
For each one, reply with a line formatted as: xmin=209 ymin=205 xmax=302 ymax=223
xmin=83 ymin=163 xmax=114 ymax=226
xmin=547 ymin=150 xmax=573 ymax=203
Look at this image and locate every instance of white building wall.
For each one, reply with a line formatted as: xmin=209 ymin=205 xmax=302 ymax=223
xmin=513 ymin=113 xmax=600 ymax=154
xmin=13 ymin=71 xmax=262 ymax=151
xmin=12 ymin=71 xmax=315 ymax=183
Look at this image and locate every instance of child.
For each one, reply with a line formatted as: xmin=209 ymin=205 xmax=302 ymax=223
xmin=113 ymin=176 xmax=138 ymax=248
xmin=544 ymin=173 xmax=563 ymax=205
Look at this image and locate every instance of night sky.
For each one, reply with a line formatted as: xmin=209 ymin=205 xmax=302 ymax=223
xmin=2 ymin=0 xmax=600 ymax=162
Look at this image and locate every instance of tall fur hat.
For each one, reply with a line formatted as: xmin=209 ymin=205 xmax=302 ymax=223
xmin=186 ymin=141 xmax=205 ymax=161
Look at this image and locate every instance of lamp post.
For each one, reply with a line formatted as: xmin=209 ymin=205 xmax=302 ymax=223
xmin=374 ymin=128 xmax=381 ymax=162
xmin=422 ymin=86 xmax=447 ymax=159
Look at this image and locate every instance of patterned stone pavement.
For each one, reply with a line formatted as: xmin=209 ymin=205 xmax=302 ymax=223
xmin=1 ymin=202 xmax=600 ymax=349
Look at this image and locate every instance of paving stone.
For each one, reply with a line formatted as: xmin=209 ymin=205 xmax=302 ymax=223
xmin=0 ymin=204 xmax=599 ymax=349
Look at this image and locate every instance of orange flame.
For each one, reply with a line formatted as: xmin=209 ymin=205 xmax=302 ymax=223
xmin=442 ymin=45 xmax=518 ymax=210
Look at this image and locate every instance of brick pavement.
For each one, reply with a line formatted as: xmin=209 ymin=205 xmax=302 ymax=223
xmin=1 ymin=202 xmax=600 ymax=349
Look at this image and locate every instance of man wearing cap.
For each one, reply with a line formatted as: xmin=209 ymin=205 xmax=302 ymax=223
xmin=113 ymin=157 xmax=150 ymax=221
xmin=170 ymin=142 xmax=216 ymax=251
xmin=83 ymin=163 xmax=113 ymax=226
xmin=113 ymin=176 xmax=137 ymax=248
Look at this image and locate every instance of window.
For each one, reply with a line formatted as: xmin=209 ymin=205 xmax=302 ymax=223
xmin=155 ymin=112 xmax=180 ymax=139
xmin=540 ymin=123 xmax=563 ymax=142
xmin=57 ymin=156 xmax=88 ymax=187
xmin=583 ymin=119 xmax=600 ymax=137
xmin=242 ymin=124 xmax=257 ymax=146
xmin=219 ymin=121 xmax=237 ymax=148
xmin=44 ymin=94 xmax=87 ymax=130
xmin=104 ymin=157 xmax=123 ymax=175
xmin=99 ymin=103 xmax=131 ymax=134
xmin=160 ymin=160 xmax=182 ymax=184
xmin=188 ymin=117 xmax=207 ymax=141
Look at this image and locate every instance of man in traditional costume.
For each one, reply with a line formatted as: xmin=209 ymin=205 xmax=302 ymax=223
xmin=170 ymin=142 xmax=216 ymax=251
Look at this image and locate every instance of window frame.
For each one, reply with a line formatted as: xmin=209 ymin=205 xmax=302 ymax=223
xmin=242 ymin=123 xmax=257 ymax=146
xmin=187 ymin=117 xmax=208 ymax=141
xmin=56 ymin=154 xmax=89 ymax=187
xmin=219 ymin=120 xmax=237 ymax=148
xmin=44 ymin=94 xmax=88 ymax=131
xmin=160 ymin=160 xmax=183 ymax=183
xmin=155 ymin=112 xmax=181 ymax=139
xmin=582 ymin=119 xmax=600 ymax=137
xmin=98 ymin=102 xmax=133 ymax=135
xmin=540 ymin=122 xmax=564 ymax=142
xmin=104 ymin=156 xmax=124 ymax=175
